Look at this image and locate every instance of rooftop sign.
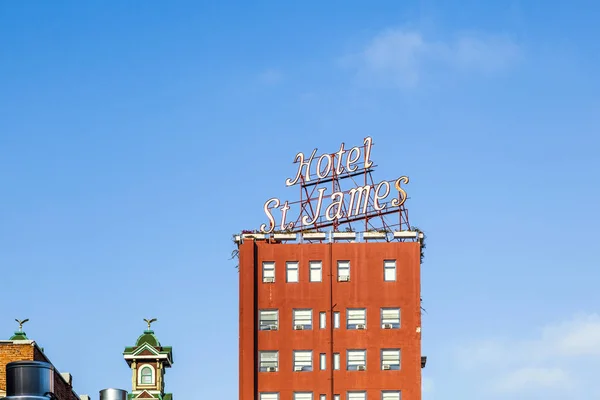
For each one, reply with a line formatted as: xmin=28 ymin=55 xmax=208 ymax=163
xmin=260 ymin=137 xmax=410 ymax=234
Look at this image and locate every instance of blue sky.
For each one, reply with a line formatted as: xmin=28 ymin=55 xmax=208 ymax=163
xmin=1 ymin=1 xmax=599 ymax=399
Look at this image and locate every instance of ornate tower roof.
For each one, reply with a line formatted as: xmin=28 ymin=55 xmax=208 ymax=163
xmin=123 ymin=319 xmax=173 ymax=400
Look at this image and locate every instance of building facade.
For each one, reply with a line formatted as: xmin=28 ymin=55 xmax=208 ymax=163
xmin=238 ymin=235 xmax=423 ymax=400
xmin=0 ymin=328 xmax=80 ymax=400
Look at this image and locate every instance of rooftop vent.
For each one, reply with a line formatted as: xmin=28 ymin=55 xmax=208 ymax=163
xmin=4 ymin=361 xmax=54 ymax=400
xmin=99 ymin=389 xmax=127 ymax=400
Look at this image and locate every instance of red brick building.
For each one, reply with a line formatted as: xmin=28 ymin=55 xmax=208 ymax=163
xmin=238 ymin=232 xmax=424 ymax=400
xmin=0 ymin=328 xmax=81 ymax=400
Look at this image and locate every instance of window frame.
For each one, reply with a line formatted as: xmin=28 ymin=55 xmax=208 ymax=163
xmin=262 ymin=261 xmax=275 ymax=282
xmin=259 ymin=309 xmax=279 ymax=331
xmin=383 ymin=260 xmax=396 ymax=282
xmin=346 ymin=308 xmax=367 ymax=329
xmin=380 ymin=307 xmax=401 ymax=329
xmin=381 ymin=391 xmax=401 ymax=400
xmin=259 ymin=351 xmax=279 ymax=372
xmin=309 ymin=261 xmax=322 ymax=282
xmin=139 ymin=365 xmax=154 ymax=385
xmin=333 ymin=312 xmax=340 ymax=328
xmin=286 ymin=261 xmax=299 ymax=283
xmin=337 ymin=260 xmax=350 ymax=281
xmin=346 ymin=349 xmax=367 ymax=371
xmin=293 ymin=309 xmax=313 ymax=330
xmin=293 ymin=393 xmax=313 ymax=400
xmin=293 ymin=350 xmax=313 ymax=372
xmin=259 ymin=393 xmax=280 ymax=400
xmin=381 ymin=349 xmax=401 ymax=370
xmin=347 ymin=392 xmax=367 ymax=400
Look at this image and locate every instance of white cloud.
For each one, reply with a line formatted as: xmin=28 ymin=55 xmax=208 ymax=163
xmin=347 ymin=28 xmax=520 ymax=87
xmin=258 ymin=68 xmax=284 ymax=85
xmin=456 ymin=313 xmax=600 ymax=396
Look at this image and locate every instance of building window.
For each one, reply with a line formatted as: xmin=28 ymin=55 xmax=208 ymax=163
xmin=293 ymin=351 xmax=313 ymax=371
xmin=294 ymin=393 xmax=313 ymax=400
xmin=259 ymin=351 xmax=279 ymax=372
xmin=333 ymin=353 xmax=340 ymax=370
xmin=320 ymin=395 xmax=326 ymax=400
xmin=293 ymin=309 xmax=313 ymax=330
xmin=260 ymin=393 xmax=279 ymax=400
xmin=347 ymin=350 xmax=366 ymax=370
xmin=337 ymin=261 xmax=350 ymax=281
xmin=319 ymin=312 xmax=326 ymax=329
xmin=320 ymin=353 xmax=326 ymax=370
xmin=381 ymin=349 xmax=401 ymax=370
xmin=381 ymin=308 xmax=401 ymax=329
xmin=259 ymin=310 xmax=278 ymax=330
xmin=346 ymin=308 xmax=366 ymax=329
xmin=348 ymin=392 xmax=366 ymax=400
xmin=384 ymin=260 xmax=396 ymax=282
xmin=263 ymin=262 xmax=275 ymax=283
xmin=310 ymin=261 xmax=322 ymax=282
xmin=287 ymin=261 xmax=299 ymax=283
xmin=139 ymin=366 xmax=154 ymax=384
xmin=334 ymin=396 xmax=340 ymax=400
xmin=381 ymin=391 xmax=400 ymax=400
xmin=333 ymin=312 xmax=340 ymax=328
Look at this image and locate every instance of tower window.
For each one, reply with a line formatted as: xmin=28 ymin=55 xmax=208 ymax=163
xmin=139 ymin=365 xmax=154 ymax=385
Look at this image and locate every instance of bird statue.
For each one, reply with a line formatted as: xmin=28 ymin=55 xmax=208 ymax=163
xmin=144 ymin=318 xmax=157 ymax=330
xmin=15 ymin=318 xmax=29 ymax=332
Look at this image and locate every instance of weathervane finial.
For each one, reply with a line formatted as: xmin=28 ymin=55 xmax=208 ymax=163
xmin=143 ymin=318 xmax=157 ymax=330
xmin=15 ymin=318 xmax=29 ymax=332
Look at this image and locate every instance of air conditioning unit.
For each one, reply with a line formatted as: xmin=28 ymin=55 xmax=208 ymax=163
xmin=264 ymin=277 xmax=275 ymax=283
xmin=382 ymin=365 xmax=391 ymax=370
xmin=357 ymin=365 xmax=366 ymax=371
xmin=338 ymin=276 xmax=350 ymax=282
xmin=383 ymin=323 xmax=393 ymax=329
xmin=356 ymin=324 xmax=366 ymax=330
xmin=266 ymin=367 xmax=276 ymax=372
xmin=294 ymin=366 xmax=304 ymax=371
xmin=294 ymin=324 xmax=304 ymax=330
xmin=269 ymin=324 xmax=278 ymax=330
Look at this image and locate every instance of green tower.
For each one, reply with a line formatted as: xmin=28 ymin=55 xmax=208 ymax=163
xmin=123 ymin=319 xmax=174 ymax=400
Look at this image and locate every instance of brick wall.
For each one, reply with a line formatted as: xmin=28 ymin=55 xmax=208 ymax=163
xmin=0 ymin=341 xmax=79 ymax=400
xmin=33 ymin=346 xmax=80 ymax=400
xmin=0 ymin=341 xmax=35 ymax=393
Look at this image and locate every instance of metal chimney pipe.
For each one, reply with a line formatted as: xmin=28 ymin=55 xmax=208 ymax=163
xmin=99 ymin=389 xmax=127 ymax=400
xmin=4 ymin=361 xmax=54 ymax=400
